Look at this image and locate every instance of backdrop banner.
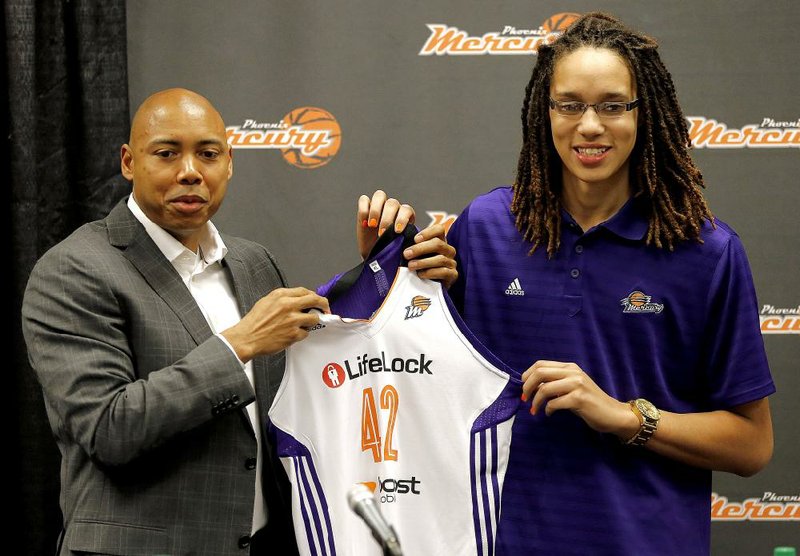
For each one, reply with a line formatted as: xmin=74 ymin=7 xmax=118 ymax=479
xmin=125 ymin=2 xmax=798 ymax=553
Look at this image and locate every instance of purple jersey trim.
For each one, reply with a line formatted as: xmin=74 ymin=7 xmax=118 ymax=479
xmin=318 ymin=234 xmax=408 ymax=319
xmin=471 ymin=427 xmax=503 ymax=556
xmin=294 ymin=456 xmax=320 ymax=556
xmin=470 ymin=431 xmax=485 ymax=556
xmin=479 ymin=430 xmax=494 ymax=556
xmin=490 ymin=425 xmax=501 ymax=529
xmin=274 ymin=427 xmax=337 ymax=556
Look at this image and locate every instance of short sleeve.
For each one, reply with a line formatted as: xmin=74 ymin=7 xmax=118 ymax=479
xmin=702 ymin=234 xmax=775 ymax=408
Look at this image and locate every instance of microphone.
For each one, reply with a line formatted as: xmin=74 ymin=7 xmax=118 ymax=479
xmin=347 ymin=483 xmax=403 ymax=556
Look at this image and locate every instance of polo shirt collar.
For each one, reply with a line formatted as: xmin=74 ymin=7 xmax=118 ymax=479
xmin=600 ymin=196 xmax=648 ymax=241
xmin=562 ymin=196 xmax=648 ymax=241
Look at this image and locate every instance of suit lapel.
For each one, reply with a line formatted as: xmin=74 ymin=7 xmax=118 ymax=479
xmin=223 ymin=246 xmax=276 ymax=427
xmin=106 ymin=200 xmax=214 ymax=346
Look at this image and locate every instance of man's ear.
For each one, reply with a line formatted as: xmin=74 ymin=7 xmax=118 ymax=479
xmin=227 ymin=145 xmax=234 ymax=179
xmin=120 ymin=144 xmax=134 ymax=181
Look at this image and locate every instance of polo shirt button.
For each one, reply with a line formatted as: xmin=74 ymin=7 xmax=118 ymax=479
xmin=238 ymin=535 xmax=251 ymax=549
xmin=570 ymin=268 xmax=580 ymax=278
xmin=575 ymin=245 xmax=584 ymax=254
xmin=245 ymin=457 xmax=257 ymax=470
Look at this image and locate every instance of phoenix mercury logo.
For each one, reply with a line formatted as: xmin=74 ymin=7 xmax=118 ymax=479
xmin=404 ymin=296 xmax=432 ymax=320
xmin=688 ymin=116 xmax=799 ymax=149
xmin=760 ymin=304 xmax=800 ymax=334
xmin=419 ymin=13 xmax=580 ymax=56
xmin=226 ymin=106 xmax=342 ymax=168
xmin=427 ymin=211 xmax=458 ymax=235
xmin=711 ymin=492 xmax=800 ymax=521
xmin=620 ymin=291 xmax=664 ymax=314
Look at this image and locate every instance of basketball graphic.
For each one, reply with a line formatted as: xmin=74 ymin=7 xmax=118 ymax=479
xmin=541 ymin=12 xmax=581 ymax=33
xmin=627 ymin=291 xmax=649 ymax=307
xmin=280 ymin=106 xmax=341 ymax=169
xmin=411 ymin=296 xmax=432 ymax=311
xmin=322 ymin=362 xmax=346 ymax=389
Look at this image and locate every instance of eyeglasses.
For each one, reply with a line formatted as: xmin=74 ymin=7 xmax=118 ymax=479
xmin=549 ymin=97 xmax=640 ymax=118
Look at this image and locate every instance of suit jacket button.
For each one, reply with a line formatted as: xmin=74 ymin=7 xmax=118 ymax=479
xmin=232 ymin=394 xmax=240 ymax=403
xmin=226 ymin=398 xmax=236 ymax=408
xmin=238 ymin=534 xmax=251 ymax=549
xmin=245 ymin=457 xmax=257 ymax=470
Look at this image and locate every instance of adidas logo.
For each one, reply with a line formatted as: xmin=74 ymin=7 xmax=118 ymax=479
xmin=505 ymin=278 xmax=525 ymax=296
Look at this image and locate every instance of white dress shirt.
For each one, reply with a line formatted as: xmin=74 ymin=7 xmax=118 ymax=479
xmin=128 ymin=195 xmax=268 ymax=533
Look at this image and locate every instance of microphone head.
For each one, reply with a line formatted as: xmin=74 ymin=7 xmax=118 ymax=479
xmin=347 ymin=483 xmax=376 ymax=510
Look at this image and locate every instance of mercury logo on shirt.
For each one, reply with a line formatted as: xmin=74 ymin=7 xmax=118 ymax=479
xmin=321 ymin=352 xmax=434 ymax=388
xmin=620 ymin=290 xmax=664 ymax=314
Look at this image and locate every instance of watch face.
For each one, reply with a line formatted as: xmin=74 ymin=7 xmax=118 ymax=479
xmin=637 ymin=399 xmax=660 ymax=420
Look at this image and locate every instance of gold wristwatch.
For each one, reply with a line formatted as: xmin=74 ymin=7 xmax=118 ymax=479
xmin=624 ymin=398 xmax=660 ymax=446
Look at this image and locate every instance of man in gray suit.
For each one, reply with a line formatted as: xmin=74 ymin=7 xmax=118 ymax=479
xmin=22 ymin=88 xmax=455 ymax=555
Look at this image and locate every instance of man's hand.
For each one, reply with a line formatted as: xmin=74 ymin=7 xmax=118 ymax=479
xmin=221 ymin=288 xmax=330 ymax=362
xmin=357 ymin=190 xmax=415 ymax=259
xmin=521 ymin=360 xmax=638 ymax=439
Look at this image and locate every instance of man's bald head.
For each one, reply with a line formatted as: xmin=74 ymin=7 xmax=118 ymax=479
xmin=129 ymin=88 xmax=227 ymax=147
xmin=121 ymin=88 xmax=233 ymax=252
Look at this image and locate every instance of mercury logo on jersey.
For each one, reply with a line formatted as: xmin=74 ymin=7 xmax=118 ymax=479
xmin=404 ymin=295 xmax=432 ymax=320
xmin=321 ymin=352 xmax=434 ymax=388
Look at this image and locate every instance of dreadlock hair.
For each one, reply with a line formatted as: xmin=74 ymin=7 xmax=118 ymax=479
xmin=511 ymin=12 xmax=713 ymax=256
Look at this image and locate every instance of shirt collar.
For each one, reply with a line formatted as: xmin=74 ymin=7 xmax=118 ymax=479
xmin=561 ymin=196 xmax=648 ymax=241
xmin=127 ymin=195 xmax=228 ymax=264
xmin=600 ymin=196 xmax=649 ymax=241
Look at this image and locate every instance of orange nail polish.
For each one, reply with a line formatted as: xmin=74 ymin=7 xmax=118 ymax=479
xmin=369 ymin=218 xmax=378 ymax=228
xmin=362 ymin=219 xmax=368 ymax=228
xmin=378 ymin=228 xmax=385 ymax=237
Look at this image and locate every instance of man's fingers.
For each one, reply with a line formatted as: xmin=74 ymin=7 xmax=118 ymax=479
xmin=296 ymin=292 xmax=330 ymax=314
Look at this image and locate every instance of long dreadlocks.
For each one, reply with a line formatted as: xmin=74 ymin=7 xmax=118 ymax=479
xmin=511 ymin=12 xmax=713 ymax=256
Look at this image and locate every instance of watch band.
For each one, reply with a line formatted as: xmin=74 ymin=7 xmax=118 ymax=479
xmin=624 ymin=399 xmax=660 ymax=446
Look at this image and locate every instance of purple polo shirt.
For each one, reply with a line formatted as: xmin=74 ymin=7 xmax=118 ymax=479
xmin=447 ymin=186 xmax=775 ymax=555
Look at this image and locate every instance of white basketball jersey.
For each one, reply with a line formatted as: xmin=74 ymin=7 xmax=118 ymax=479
xmin=269 ymin=268 xmax=521 ymax=556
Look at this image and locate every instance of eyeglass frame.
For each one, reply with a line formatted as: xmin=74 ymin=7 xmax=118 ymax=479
xmin=548 ymin=97 xmax=640 ymax=118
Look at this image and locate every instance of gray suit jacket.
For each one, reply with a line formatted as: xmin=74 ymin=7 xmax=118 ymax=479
xmin=22 ymin=199 xmax=297 ymax=555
